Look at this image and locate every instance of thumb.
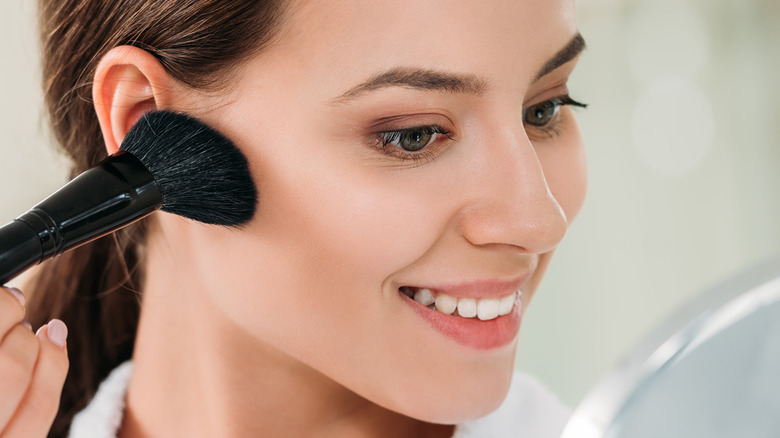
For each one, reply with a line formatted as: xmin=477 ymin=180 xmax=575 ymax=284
xmin=2 ymin=320 xmax=69 ymax=438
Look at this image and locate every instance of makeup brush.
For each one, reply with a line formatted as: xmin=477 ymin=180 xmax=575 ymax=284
xmin=0 ymin=110 xmax=257 ymax=284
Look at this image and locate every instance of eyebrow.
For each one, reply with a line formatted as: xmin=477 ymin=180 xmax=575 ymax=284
xmin=534 ymin=32 xmax=586 ymax=81
xmin=331 ymin=68 xmax=488 ymax=103
xmin=330 ymin=32 xmax=585 ymax=104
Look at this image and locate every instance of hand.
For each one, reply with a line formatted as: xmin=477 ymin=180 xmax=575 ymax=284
xmin=0 ymin=286 xmax=69 ymax=437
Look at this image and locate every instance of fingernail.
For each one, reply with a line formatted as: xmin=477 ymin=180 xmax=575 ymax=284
xmin=6 ymin=287 xmax=25 ymax=307
xmin=47 ymin=319 xmax=68 ymax=348
xmin=21 ymin=320 xmax=32 ymax=330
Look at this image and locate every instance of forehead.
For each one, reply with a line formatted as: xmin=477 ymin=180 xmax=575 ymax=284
xmin=269 ymin=0 xmax=578 ymax=90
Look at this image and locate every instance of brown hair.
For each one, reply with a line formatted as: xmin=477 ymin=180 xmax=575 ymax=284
xmin=29 ymin=1 xmax=287 ymax=435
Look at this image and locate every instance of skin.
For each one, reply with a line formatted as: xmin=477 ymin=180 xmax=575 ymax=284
xmin=0 ymin=286 xmax=68 ymax=437
xmin=0 ymin=0 xmax=585 ymax=437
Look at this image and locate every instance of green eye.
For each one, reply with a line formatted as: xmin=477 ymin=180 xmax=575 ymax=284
xmin=379 ymin=125 xmax=451 ymax=152
xmin=523 ymin=95 xmax=588 ymax=130
xmin=524 ymin=100 xmax=560 ymax=127
xmin=396 ymin=128 xmax=433 ymax=151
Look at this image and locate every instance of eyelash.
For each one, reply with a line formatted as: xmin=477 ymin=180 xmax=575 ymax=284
xmin=523 ymin=95 xmax=588 ymax=139
xmin=372 ymin=94 xmax=587 ymax=163
xmin=375 ymin=125 xmax=454 ymax=164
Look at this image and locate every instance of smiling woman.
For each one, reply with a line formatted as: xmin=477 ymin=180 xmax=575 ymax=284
xmin=0 ymin=1 xmax=586 ymax=437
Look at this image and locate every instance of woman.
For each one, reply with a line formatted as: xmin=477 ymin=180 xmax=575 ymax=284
xmin=0 ymin=0 xmax=586 ymax=436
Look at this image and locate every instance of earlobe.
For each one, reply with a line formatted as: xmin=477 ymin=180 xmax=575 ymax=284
xmin=93 ymin=45 xmax=176 ymax=155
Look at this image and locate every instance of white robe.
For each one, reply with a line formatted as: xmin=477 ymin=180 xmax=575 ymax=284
xmin=69 ymin=362 xmax=570 ymax=437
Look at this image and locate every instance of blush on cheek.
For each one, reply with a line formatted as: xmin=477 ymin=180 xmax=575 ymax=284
xmin=296 ymin=182 xmax=449 ymax=280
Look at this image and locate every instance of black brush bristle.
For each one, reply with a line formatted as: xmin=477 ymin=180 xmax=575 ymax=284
xmin=120 ymin=111 xmax=257 ymax=226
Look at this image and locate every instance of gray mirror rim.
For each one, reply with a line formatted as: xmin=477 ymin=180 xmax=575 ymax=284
xmin=560 ymin=256 xmax=780 ymax=438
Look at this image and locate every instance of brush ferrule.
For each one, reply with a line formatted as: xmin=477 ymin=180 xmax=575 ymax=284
xmin=16 ymin=209 xmax=63 ymax=257
xmin=0 ymin=152 xmax=162 ymax=284
xmin=30 ymin=152 xmax=162 ymax=255
xmin=0 ymin=220 xmax=43 ymax=284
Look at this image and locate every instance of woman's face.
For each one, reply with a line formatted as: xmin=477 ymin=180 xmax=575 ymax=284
xmin=163 ymin=0 xmax=585 ymax=424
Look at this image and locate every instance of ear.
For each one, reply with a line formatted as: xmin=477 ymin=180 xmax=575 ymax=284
xmin=92 ymin=45 xmax=177 ymax=155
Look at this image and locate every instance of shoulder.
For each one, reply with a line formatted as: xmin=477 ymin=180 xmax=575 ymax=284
xmin=68 ymin=361 xmax=134 ymax=438
xmin=453 ymin=371 xmax=571 ymax=438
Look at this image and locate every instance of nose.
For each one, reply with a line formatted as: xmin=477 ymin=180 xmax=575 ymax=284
xmin=456 ymin=127 xmax=568 ymax=255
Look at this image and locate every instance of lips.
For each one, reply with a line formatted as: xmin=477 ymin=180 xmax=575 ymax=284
xmin=397 ymin=279 xmax=526 ymax=350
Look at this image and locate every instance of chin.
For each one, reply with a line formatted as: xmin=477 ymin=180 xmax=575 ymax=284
xmin=383 ymin=365 xmax=516 ymax=425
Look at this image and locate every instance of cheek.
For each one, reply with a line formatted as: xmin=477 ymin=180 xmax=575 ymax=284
xmin=539 ymin=122 xmax=587 ymax=223
xmin=264 ymin=165 xmax=444 ymax=285
xmin=198 ymin=137 xmax=453 ymax=339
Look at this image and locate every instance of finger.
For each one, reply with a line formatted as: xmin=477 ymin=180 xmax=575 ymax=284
xmin=2 ymin=320 xmax=69 ymax=438
xmin=0 ymin=323 xmax=38 ymax=433
xmin=0 ymin=287 xmax=26 ymax=337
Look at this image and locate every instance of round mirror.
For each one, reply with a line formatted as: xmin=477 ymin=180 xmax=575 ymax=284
xmin=561 ymin=257 xmax=780 ymax=438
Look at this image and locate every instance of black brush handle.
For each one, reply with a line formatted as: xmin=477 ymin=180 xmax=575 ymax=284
xmin=0 ymin=152 xmax=162 ymax=284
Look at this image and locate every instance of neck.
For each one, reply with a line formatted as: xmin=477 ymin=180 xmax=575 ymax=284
xmin=119 ymin=229 xmax=453 ymax=438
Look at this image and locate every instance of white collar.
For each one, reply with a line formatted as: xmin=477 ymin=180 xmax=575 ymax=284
xmin=69 ymin=361 xmax=570 ymax=438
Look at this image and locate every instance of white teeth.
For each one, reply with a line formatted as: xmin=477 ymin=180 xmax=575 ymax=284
xmin=457 ymin=298 xmax=477 ymax=318
xmin=477 ymin=298 xmax=500 ymax=321
xmin=413 ymin=288 xmax=435 ymax=306
xmin=405 ymin=287 xmax=519 ymax=321
xmin=434 ymin=294 xmax=458 ymax=315
xmin=498 ymin=293 xmax=517 ymax=316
